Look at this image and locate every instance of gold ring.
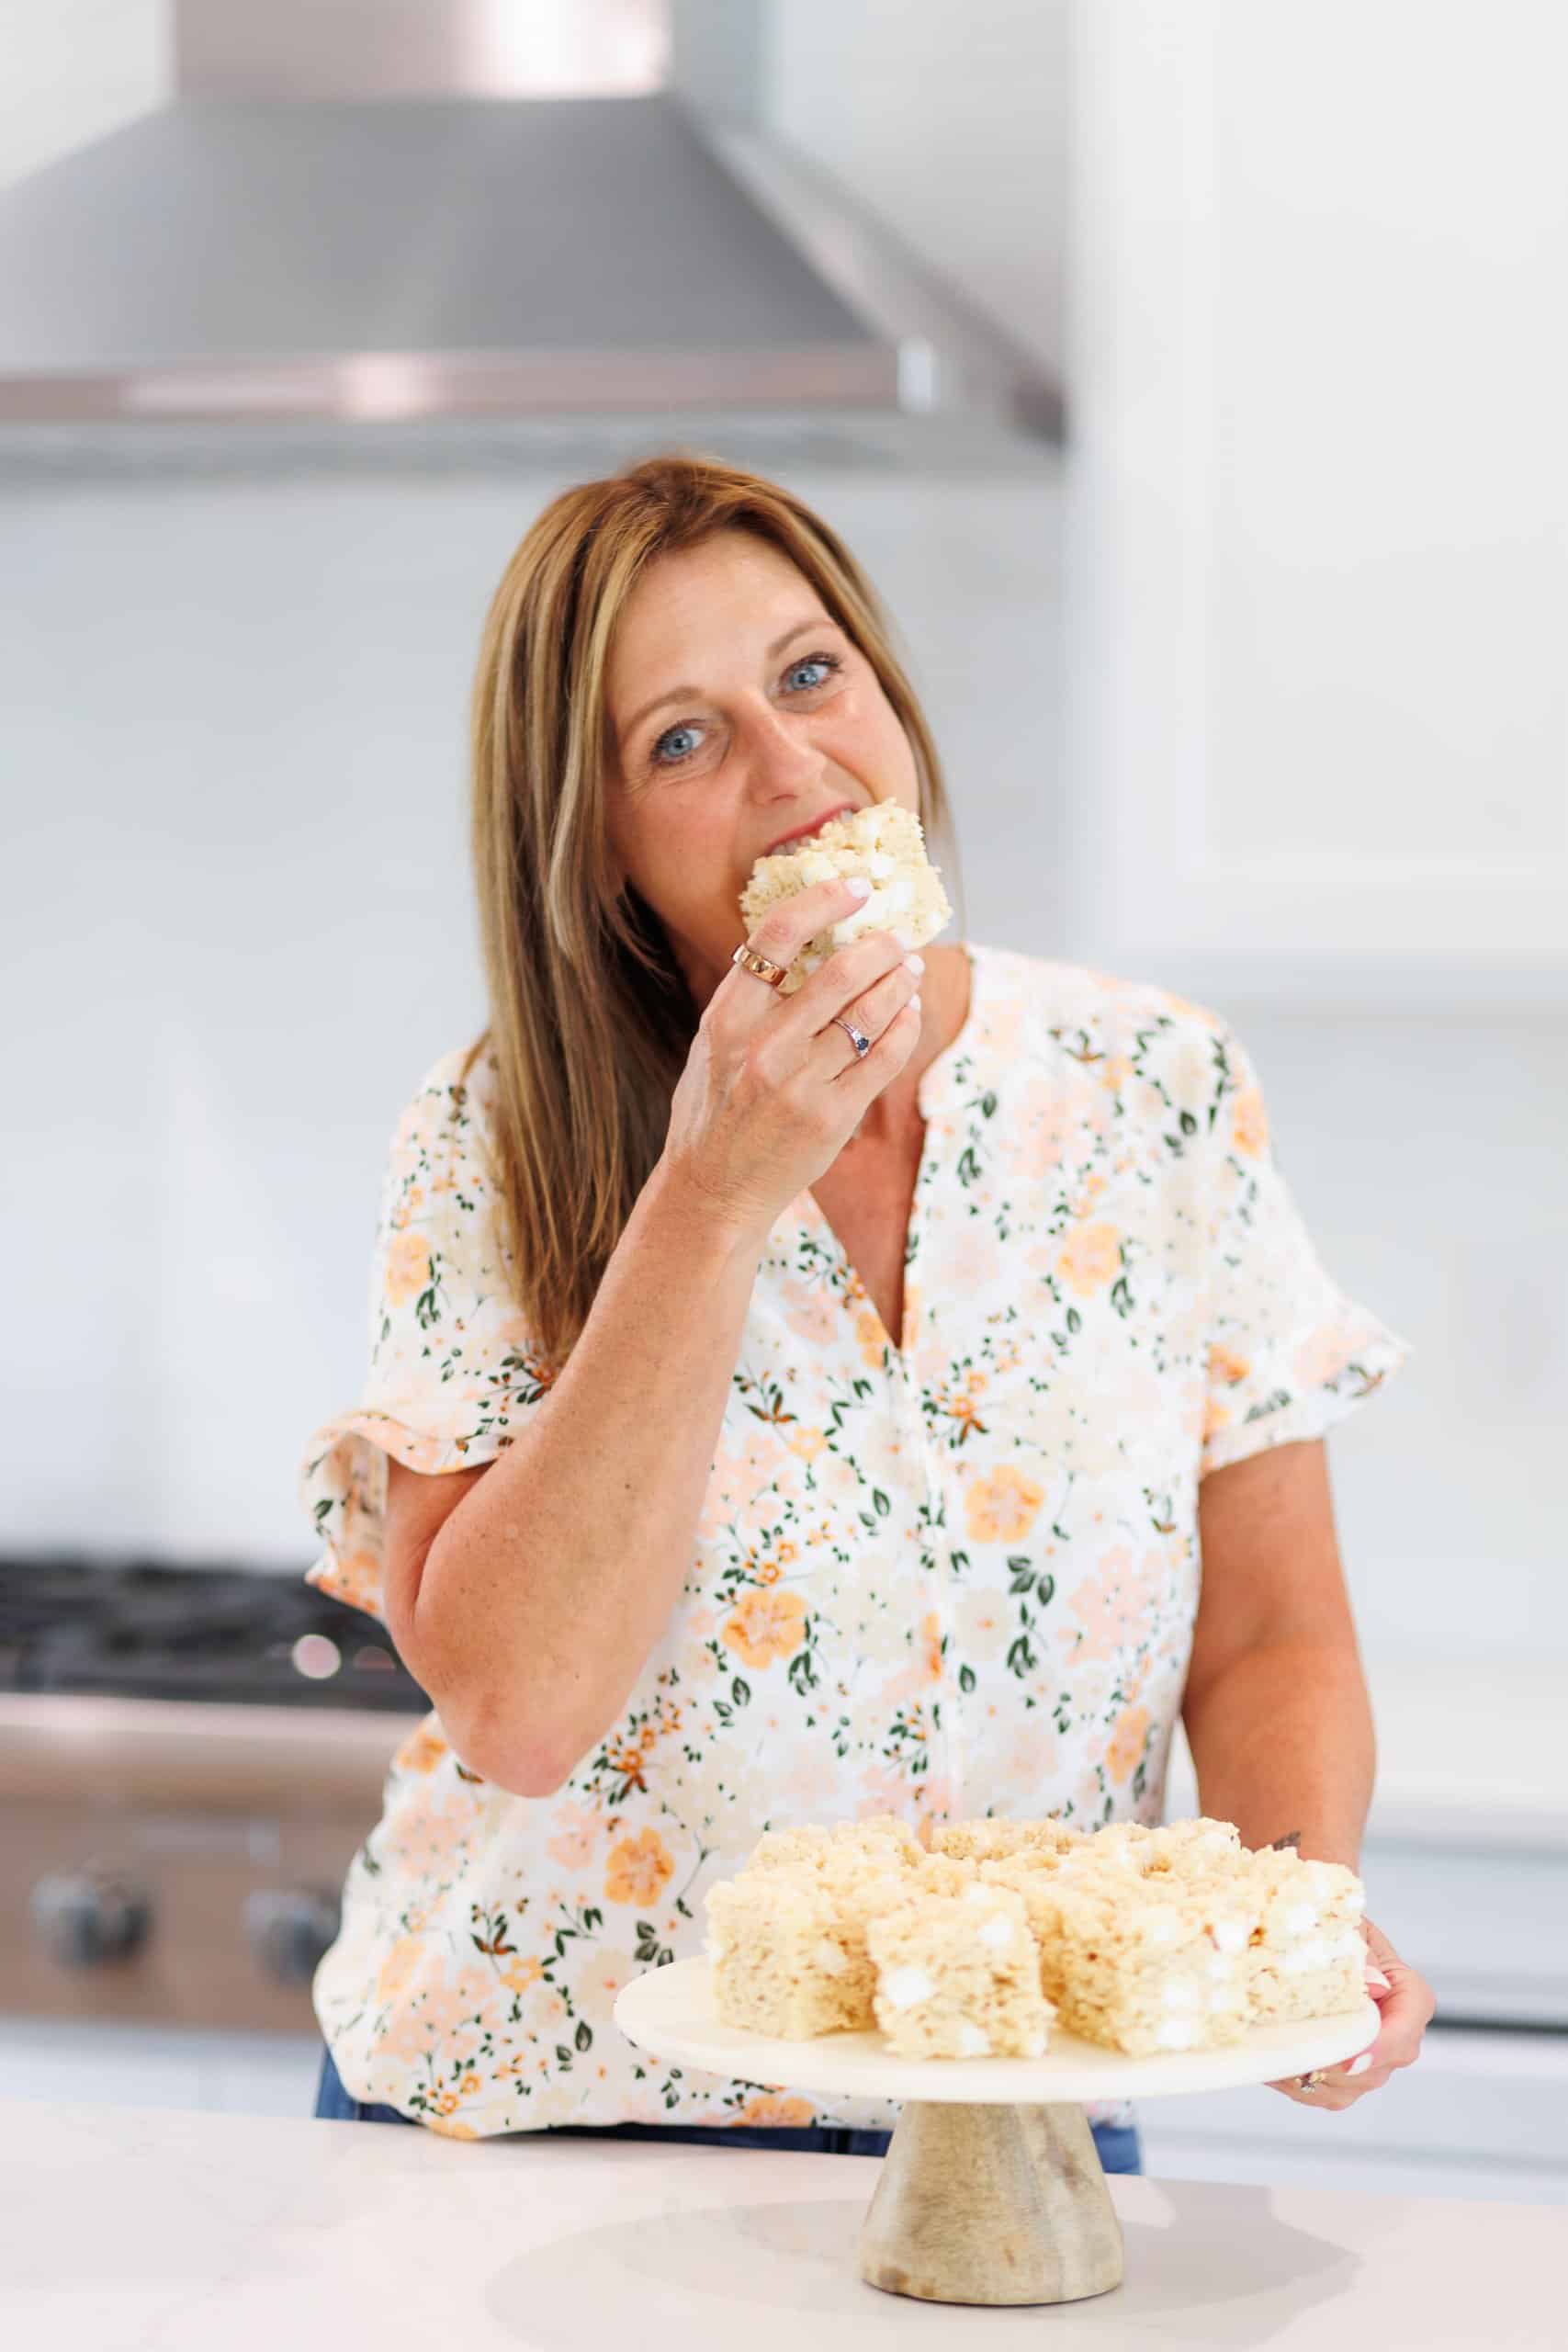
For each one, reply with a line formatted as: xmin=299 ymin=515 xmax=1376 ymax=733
xmin=1295 ymin=2069 xmax=1329 ymax=2094
xmin=731 ymin=942 xmax=788 ymax=989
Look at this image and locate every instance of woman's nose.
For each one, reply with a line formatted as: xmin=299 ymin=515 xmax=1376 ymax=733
xmin=742 ymin=695 xmax=823 ymax=781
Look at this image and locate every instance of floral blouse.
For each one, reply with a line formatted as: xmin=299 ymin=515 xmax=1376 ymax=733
xmin=297 ymin=939 xmax=1411 ymax=2140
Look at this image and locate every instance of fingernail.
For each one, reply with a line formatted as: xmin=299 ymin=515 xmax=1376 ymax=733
xmin=908 ymin=992 xmax=922 ymax=1013
xmin=903 ymin=951 xmax=925 ymax=974
xmin=844 ymin=876 xmax=873 ymax=899
xmin=1345 ymin=2052 xmax=1375 ymax=2076
xmin=1364 ymin=1966 xmax=1391 ymax=1989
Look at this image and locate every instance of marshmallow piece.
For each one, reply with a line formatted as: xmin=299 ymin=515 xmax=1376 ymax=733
xmin=882 ymin=1965 xmax=935 ymax=2011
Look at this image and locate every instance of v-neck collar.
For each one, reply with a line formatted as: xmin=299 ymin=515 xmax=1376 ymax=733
xmin=784 ymin=938 xmax=989 ymax=1368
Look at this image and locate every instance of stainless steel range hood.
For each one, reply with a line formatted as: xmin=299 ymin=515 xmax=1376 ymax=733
xmin=0 ymin=5 xmax=1061 ymax=471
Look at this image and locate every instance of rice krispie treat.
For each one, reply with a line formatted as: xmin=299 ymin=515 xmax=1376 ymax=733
xmin=1235 ymin=1850 xmax=1368 ymax=2024
xmin=705 ymin=1864 xmax=917 ymax=2037
xmin=927 ymin=1816 xmax=1088 ymax=1865
xmin=745 ymin=1815 xmax=923 ymax=1875
xmin=1043 ymin=1870 xmax=1265 ymax=2056
xmin=866 ymin=1884 xmax=1055 ymax=2060
xmin=1097 ymin=1817 xmax=1243 ymax=1874
xmin=739 ymin=799 xmax=952 ymax=996
xmin=976 ymin=1839 xmax=1159 ymax=2001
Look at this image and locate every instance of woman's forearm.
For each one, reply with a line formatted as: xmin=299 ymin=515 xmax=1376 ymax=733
xmin=1179 ymin=1638 xmax=1377 ymax=1871
xmin=412 ymin=1160 xmax=771 ymax=1797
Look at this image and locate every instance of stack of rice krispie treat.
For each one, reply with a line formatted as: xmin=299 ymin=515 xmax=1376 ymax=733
xmin=702 ymin=1814 xmax=1367 ymax=2061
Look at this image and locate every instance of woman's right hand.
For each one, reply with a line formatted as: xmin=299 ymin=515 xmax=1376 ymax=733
xmin=660 ymin=875 xmax=924 ymax=1237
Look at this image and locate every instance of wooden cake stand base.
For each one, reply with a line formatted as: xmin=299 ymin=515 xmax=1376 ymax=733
xmin=861 ymin=2097 xmax=1123 ymax=2306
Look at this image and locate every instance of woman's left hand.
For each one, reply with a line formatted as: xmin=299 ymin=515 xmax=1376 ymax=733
xmin=1266 ymin=1915 xmax=1437 ymax=2109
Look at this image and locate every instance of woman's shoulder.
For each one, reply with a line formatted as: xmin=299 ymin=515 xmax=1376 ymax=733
xmin=975 ymin=941 xmax=1229 ymax=1055
xmin=379 ymin=1034 xmax=502 ymax=1208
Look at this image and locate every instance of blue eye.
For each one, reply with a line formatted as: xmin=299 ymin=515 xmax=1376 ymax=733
xmin=649 ymin=650 xmax=843 ymax=772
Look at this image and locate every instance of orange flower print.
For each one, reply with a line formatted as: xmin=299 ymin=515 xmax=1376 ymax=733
xmin=392 ymin=1723 xmax=449 ymax=1776
xmin=384 ymin=1227 xmax=433 ymax=1306
xmin=1106 ymin=1704 xmax=1151 ymax=1786
xmin=499 ymin=1956 xmax=544 ymax=1995
xmin=545 ymin=1802 xmax=601 ymax=1871
xmin=1294 ymin=1327 xmax=1356 ymax=1386
xmin=855 ymin=1309 xmax=886 ymax=1368
xmin=921 ymin=1611 xmax=943 ymax=1682
xmin=1208 ymin=1342 xmax=1251 ymax=1390
xmin=1056 ymin=1221 xmax=1122 ymax=1300
xmin=722 ymin=1587 xmax=807 ymax=1670
xmin=736 ymin=2094 xmax=815 ymax=2128
xmin=330 ymin=1546 xmax=384 ymax=1618
xmin=786 ymin=1426 xmax=828 ymax=1462
xmin=604 ymin=1827 xmax=675 ymax=1906
xmin=1231 ymin=1085 xmax=1269 ymax=1157
xmin=964 ymin=1462 xmax=1045 ymax=1546
xmin=375 ymin=1935 xmax=424 ymax=2007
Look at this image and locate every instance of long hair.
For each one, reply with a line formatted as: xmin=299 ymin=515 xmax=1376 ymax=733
xmin=462 ymin=448 xmax=965 ymax=1373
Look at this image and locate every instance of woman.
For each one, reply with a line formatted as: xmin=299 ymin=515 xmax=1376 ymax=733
xmin=299 ymin=452 xmax=1434 ymax=2162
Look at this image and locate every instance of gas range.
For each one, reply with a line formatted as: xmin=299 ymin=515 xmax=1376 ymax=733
xmin=0 ymin=1555 xmax=427 ymax=2033
xmin=1 ymin=1553 xmax=428 ymax=1710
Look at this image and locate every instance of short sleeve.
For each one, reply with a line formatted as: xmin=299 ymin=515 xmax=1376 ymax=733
xmin=296 ymin=1044 xmax=557 ymax=1624
xmin=1200 ymin=1016 xmax=1414 ymax=1478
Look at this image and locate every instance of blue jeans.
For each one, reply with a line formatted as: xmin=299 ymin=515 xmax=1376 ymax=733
xmin=312 ymin=2044 xmax=1143 ymax=2172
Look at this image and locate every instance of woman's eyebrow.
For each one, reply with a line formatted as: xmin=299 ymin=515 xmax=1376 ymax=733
xmin=618 ymin=616 xmax=840 ymax=745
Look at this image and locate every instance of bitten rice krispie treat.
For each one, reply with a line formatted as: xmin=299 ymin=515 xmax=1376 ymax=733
xmin=704 ymin=1865 xmax=917 ymax=2037
xmin=739 ymin=799 xmax=952 ymax=995
xmin=1043 ymin=1870 xmax=1265 ymax=2056
xmin=866 ymin=1885 xmax=1055 ymax=2060
xmin=1236 ymin=1849 xmax=1368 ymax=2025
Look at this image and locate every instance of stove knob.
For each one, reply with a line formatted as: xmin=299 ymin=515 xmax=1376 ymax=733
xmin=30 ymin=1871 xmax=152 ymax=1967
xmin=243 ymin=1888 xmax=341 ymax=1985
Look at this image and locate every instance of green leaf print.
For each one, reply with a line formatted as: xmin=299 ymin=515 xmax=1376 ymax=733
xmin=574 ymin=2019 xmax=592 ymax=2052
xmin=1007 ymin=1631 xmax=1039 ymax=1677
xmin=872 ymin=1487 xmax=891 ymax=1517
xmin=731 ymin=1676 xmax=750 ymax=1707
xmin=958 ymin=1663 xmax=976 ymax=1694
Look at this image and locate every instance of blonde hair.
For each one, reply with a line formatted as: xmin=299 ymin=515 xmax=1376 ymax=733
xmin=462 ymin=448 xmax=965 ymax=1372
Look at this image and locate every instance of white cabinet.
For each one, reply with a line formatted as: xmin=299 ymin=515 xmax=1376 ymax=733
xmin=0 ymin=2017 xmax=324 ymax=2120
xmin=1138 ymin=2025 xmax=1568 ymax=2206
xmin=1064 ymin=3 xmax=1568 ymax=993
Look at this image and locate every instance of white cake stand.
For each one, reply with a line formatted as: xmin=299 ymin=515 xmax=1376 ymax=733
xmin=615 ymin=1957 xmax=1379 ymax=2308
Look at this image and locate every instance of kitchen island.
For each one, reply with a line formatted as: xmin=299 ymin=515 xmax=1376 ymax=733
xmin=2 ymin=2100 xmax=1559 ymax=2346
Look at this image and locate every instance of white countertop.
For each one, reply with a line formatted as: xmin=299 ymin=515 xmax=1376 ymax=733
xmin=5 ymin=2102 xmax=1559 ymax=2348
